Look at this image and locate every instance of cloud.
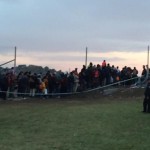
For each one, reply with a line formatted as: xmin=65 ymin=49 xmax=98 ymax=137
xmin=0 ymin=0 xmax=20 ymax=4
xmin=1 ymin=0 xmax=150 ymax=54
xmin=1 ymin=0 xmax=150 ymax=73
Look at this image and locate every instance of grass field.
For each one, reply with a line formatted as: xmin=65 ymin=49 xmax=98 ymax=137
xmin=0 ymin=96 xmax=150 ymax=150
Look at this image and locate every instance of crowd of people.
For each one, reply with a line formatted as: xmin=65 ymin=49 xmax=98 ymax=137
xmin=0 ymin=60 xmax=147 ymax=100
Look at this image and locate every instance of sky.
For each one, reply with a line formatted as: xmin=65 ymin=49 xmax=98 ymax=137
xmin=0 ymin=0 xmax=150 ymax=74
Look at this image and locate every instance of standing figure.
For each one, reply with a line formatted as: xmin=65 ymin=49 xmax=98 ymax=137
xmin=143 ymin=78 xmax=150 ymax=113
xmin=0 ymin=73 xmax=9 ymax=100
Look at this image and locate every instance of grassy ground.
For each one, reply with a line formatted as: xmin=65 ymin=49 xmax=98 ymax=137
xmin=0 ymin=96 xmax=150 ymax=150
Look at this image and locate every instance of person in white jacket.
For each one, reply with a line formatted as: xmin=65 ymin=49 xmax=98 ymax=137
xmin=73 ymin=68 xmax=79 ymax=92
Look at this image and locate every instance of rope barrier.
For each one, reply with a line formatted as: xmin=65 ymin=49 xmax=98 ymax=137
xmin=0 ymin=76 xmax=143 ymax=99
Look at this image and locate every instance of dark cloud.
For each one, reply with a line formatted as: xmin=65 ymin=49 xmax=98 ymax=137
xmin=0 ymin=0 xmax=150 ymax=57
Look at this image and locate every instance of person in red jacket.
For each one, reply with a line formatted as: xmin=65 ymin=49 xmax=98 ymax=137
xmin=102 ymin=60 xmax=106 ymax=67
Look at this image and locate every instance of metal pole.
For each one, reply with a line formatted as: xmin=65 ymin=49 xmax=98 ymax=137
xmin=13 ymin=46 xmax=17 ymax=74
xmin=148 ymin=45 xmax=149 ymax=68
xmin=85 ymin=47 xmax=88 ymax=68
xmin=14 ymin=46 xmax=17 ymax=68
xmin=0 ymin=59 xmax=15 ymax=67
xmin=147 ymin=45 xmax=149 ymax=78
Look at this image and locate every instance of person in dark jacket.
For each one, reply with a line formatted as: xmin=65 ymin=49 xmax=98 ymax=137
xmin=17 ymin=72 xmax=29 ymax=99
xmin=0 ymin=73 xmax=9 ymax=100
xmin=143 ymin=78 xmax=150 ymax=113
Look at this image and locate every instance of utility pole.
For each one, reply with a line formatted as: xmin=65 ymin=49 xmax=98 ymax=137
xmin=14 ymin=46 xmax=17 ymax=73
xmin=147 ymin=45 xmax=149 ymax=68
xmin=147 ymin=45 xmax=149 ymax=78
xmin=85 ymin=47 xmax=88 ymax=68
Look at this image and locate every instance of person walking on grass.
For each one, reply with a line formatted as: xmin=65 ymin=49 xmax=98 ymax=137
xmin=142 ymin=78 xmax=150 ymax=113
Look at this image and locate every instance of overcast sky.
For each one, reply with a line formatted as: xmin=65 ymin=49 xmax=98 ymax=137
xmin=0 ymin=0 xmax=150 ymax=73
